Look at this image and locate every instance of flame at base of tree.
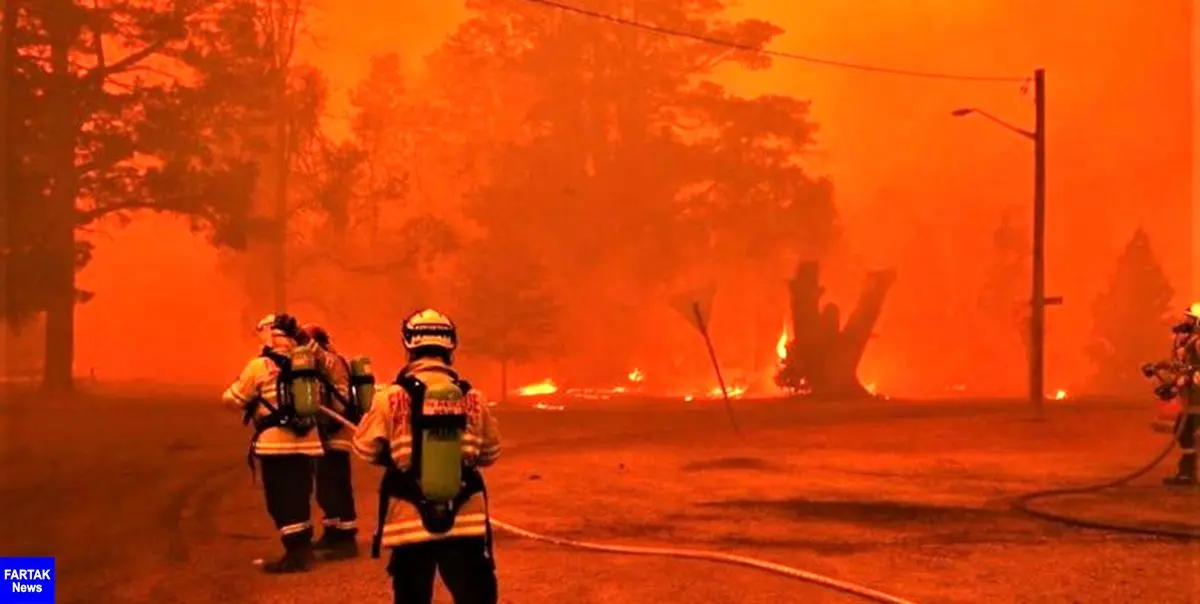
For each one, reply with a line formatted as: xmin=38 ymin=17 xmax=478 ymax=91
xmin=774 ymin=260 xmax=896 ymax=400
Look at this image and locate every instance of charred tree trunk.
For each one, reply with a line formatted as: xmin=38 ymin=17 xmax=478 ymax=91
xmin=41 ymin=4 xmax=80 ymax=394
xmin=271 ymin=103 xmax=289 ymax=311
xmin=1 ymin=0 xmax=13 ymax=380
xmin=778 ymin=260 xmax=896 ymax=400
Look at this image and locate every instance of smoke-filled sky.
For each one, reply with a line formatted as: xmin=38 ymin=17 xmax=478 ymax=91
xmin=68 ymin=0 xmax=1192 ymax=397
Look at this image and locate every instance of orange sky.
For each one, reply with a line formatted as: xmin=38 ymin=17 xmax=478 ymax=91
xmin=71 ymin=0 xmax=1192 ymax=396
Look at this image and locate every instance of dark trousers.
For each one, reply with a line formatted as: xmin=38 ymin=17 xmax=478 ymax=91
xmin=259 ymin=454 xmax=315 ymax=548
xmin=316 ymin=450 xmax=358 ymax=531
xmin=1177 ymin=414 xmax=1198 ymax=449
xmin=387 ymin=537 xmax=498 ymax=604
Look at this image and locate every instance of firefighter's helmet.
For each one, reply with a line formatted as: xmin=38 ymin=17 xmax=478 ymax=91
xmin=257 ymin=313 xmax=300 ymax=338
xmin=402 ymin=309 xmax=458 ymax=351
xmin=300 ymin=323 xmax=331 ymax=349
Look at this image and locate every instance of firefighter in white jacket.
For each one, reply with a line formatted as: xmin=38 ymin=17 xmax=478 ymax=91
xmin=353 ymin=309 xmax=501 ymax=604
xmin=222 ymin=313 xmax=327 ymax=573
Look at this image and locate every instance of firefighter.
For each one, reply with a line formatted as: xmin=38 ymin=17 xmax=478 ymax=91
xmin=352 ymin=309 xmax=501 ymax=604
xmin=300 ymin=323 xmax=360 ymax=559
xmin=1165 ymin=306 xmax=1200 ymax=485
xmin=222 ymin=313 xmax=325 ymax=573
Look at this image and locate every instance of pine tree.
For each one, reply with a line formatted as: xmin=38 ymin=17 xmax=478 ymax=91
xmin=979 ymin=205 xmax=1031 ymax=348
xmin=1087 ymin=228 xmax=1175 ymax=393
xmin=452 ymin=234 xmax=561 ymax=402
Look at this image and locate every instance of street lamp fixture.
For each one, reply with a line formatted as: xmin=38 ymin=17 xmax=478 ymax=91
xmin=950 ymin=107 xmax=1035 ymax=140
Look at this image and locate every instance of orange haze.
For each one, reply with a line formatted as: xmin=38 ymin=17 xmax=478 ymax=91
xmin=73 ymin=1 xmax=1191 ymax=397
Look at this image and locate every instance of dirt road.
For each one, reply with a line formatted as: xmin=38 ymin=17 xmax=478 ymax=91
xmin=2 ymin=391 xmax=1197 ymax=603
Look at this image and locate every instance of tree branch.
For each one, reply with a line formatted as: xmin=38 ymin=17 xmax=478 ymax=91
xmin=91 ymin=0 xmax=106 ymax=72
xmin=74 ymin=201 xmax=203 ymax=228
xmin=86 ymin=39 xmax=166 ymax=81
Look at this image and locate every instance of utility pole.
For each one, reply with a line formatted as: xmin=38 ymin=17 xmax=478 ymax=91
xmin=1030 ymin=68 xmax=1046 ymax=415
xmin=952 ymin=67 xmax=1060 ymax=415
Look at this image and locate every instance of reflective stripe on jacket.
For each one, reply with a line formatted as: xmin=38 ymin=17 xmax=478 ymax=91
xmin=380 ymin=498 xmax=489 ymax=547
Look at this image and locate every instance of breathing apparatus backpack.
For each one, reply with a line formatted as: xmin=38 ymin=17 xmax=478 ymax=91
xmin=348 ymin=356 xmax=376 ymax=420
xmin=371 ymin=364 xmax=485 ymax=558
xmin=257 ymin=344 xmax=324 ymax=435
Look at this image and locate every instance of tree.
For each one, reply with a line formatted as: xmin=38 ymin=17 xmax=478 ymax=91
xmin=426 ymin=1 xmax=835 ymax=369
xmin=336 ymin=52 xmax=458 ymax=273
xmin=191 ymin=0 xmax=322 ymax=320
xmin=287 ymin=52 xmax=457 ymax=289
xmin=345 ymin=53 xmax=411 ymax=240
xmin=1086 ymin=228 xmax=1175 ymax=394
xmin=774 ymin=260 xmax=896 ymax=399
xmin=6 ymin=0 xmax=263 ymax=392
xmin=453 ymin=235 xmax=561 ymax=401
xmin=273 ymin=52 xmax=458 ymax=337
xmin=980 ymin=204 xmax=1031 ymax=352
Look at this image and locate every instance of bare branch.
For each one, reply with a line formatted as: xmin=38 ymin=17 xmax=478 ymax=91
xmin=86 ymin=39 xmax=166 ymax=81
xmin=696 ymin=48 xmax=734 ymax=73
xmin=282 ymin=2 xmax=301 ymax=68
xmin=91 ymin=0 xmax=106 ymax=71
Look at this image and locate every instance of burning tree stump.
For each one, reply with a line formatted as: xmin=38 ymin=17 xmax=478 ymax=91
xmin=776 ymin=260 xmax=897 ymax=400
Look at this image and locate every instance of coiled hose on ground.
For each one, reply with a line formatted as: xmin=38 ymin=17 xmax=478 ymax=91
xmin=1010 ymin=419 xmax=1200 ymax=540
xmin=490 ymin=519 xmax=920 ymax=604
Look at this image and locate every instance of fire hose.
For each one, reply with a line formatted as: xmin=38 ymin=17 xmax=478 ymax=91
xmin=1010 ymin=416 xmax=1200 ymax=540
xmin=318 ymin=407 xmax=920 ymax=603
xmin=489 ymin=518 xmax=917 ymax=604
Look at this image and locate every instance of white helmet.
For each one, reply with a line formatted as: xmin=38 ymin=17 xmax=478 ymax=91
xmin=256 ymin=313 xmax=299 ymax=338
xmin=402 ymin=308 xmax=457 ymax=351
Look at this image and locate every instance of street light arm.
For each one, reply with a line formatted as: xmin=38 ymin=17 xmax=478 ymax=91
xmin=952 ymin=107 xmax=1036 ymax=141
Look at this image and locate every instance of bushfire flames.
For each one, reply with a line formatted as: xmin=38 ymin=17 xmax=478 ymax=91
xmin=707 ymin=385 xmax=749 ymax=398
xmin=504 ymin=328 xmax=914 ymax=404
xmin=512 ymin=369 xmax=1067 ymax=406
xmin=776 ymin=324 xmax=788 ymax=361
xmin=515 ymin=379 xmax=557 ymax=396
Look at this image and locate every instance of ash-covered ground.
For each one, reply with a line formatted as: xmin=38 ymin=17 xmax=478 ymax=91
xmin=2 ymin=391 xmax=1198 ymax=603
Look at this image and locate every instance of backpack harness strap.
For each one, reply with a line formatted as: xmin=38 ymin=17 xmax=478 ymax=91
xmin=370 ymin=371 xmax=483 ymax=559
xmin=242 ymin=348 xmax=316 ymax=483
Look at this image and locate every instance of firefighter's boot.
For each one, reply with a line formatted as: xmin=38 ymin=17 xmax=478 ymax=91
xmin=1164 ymin=452 xmax=1197 ymax=486
xmin=262 ymin=536 xmax=314 ymax=574
xmin=313 ymin=527 xmax=359 ymax=561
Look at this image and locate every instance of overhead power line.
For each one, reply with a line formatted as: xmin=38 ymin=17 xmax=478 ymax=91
xmin=518 ymin=0 xmax=1029 ymax=83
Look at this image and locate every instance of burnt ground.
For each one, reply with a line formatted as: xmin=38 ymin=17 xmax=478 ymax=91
xmin=3 ymin=391 xmax=1200 ymax=603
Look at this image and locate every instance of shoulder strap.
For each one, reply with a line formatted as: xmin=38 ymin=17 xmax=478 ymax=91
xmin=260 ymin=348 xmax=292 ymax=374
xmin=395 ymin=375 xmax=427 ymax=477
xmin=260 ymin=348 xmax=294 ymax=410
